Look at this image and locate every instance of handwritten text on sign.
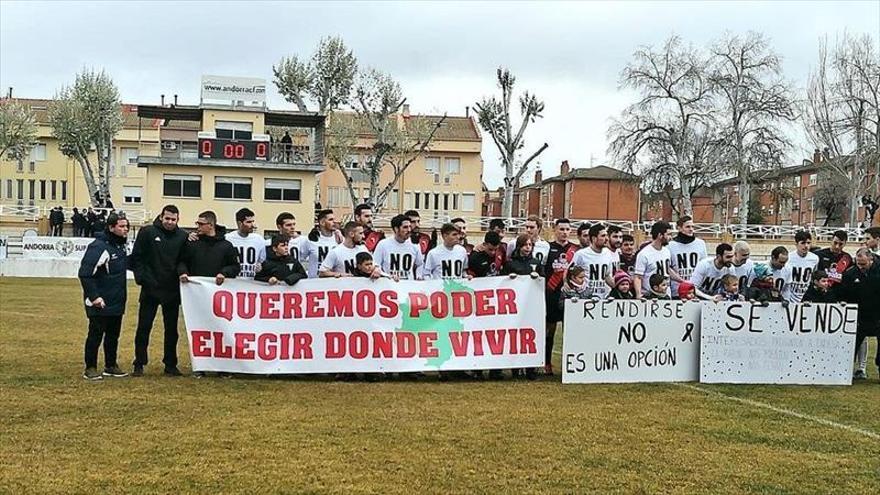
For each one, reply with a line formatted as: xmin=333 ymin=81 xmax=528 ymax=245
xmin=180 ymin=276 xmax=546 ymax=374
xmin=562 ymin=299 xmax=701 ymax=383
xmin=700 ymin=302 xmax=857 ymax=385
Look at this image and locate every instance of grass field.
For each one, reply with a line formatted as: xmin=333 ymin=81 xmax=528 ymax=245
xmin=1 ymin=277 xmax=878 ymax=494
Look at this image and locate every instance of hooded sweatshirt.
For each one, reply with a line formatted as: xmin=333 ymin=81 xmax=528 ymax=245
xmin=177 ymin=226 xmax=240 ymax=279
xmin=255 ymin=250 xmax=307 ymax=286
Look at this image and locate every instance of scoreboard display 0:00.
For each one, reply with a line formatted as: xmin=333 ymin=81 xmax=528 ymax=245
xmin=198 ymin=138 xmax=268 ymax=161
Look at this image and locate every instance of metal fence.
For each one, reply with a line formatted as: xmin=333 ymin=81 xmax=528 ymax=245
xmin=0 ymin=204 xmax=152 ymax=224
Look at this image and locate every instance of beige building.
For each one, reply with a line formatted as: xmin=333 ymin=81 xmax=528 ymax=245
xmin=318 ymin=106 xmax=483 ymax=224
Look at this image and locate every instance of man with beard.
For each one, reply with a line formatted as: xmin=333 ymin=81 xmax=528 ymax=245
xmin=576 ymin=222 xmax=591 ymax=249
xmin=840 ymin=248 xmax=880 ymax=382
xmin=355 ymin=203 xmax=385 ymax=253
xmin=507 ymin=215 xmax=550 ymax=265
xmin=634 ymin=221 xmax=682 ymax=298
xmin=785 ymin=231 xmax=820 ymax=303
xmin=690 ymin=243 xmax=735 ymax=300
xmin=225 ymin=208 xmax=267 ymax=280
xmin=405 ymin=209 xmax=434 ymax=257
xmin=607 ymin=225 xmax=624 ymax=273
xmin=373 ymin=214 xmax=424 ymax=280
xmin=667 ymin=216 xmax=707 ymax=296
xmin=129 ymin=205 xmax=188 ymax=377
xmin=815 ymin=230 xmax=853 ymax=291
xmin=730 ymin=241 xmax=755 ymax=293
xmin=618 ymin=234 xmax=637 ymax=275
xmin=320 ymin=221 xmax=379 ymax=278
xmin=306 ymin=209 xmax=342 ymax=278
xmin=451 ymin=217 xmax=474 ymax=254
xmin=488 ymin=218 xmax=508 ymax=274
xmin=572 ymin=223 xmax=615 ymax=299
xmin=543 ymin=218 xmax=578 ymax=375
xmin=865 ymin=227 xmax=880 ymax=256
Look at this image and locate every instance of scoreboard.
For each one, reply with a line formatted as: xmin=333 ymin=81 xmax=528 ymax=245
xmin=198 ymin=138 xmax=268 ymax=161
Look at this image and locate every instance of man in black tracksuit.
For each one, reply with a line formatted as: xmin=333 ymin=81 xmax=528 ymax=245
xmin=79 ymin=213 xmax=130 ymax=380
xmin=128 ymin=205 xmax=188 ymax=377
xmin=840 ymin=248 xmax=880 ymax=378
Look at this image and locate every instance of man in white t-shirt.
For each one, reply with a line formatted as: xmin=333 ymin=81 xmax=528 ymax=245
xmin=272 ymin=212 xmax=310 ymax=267
xmin=607 ymin=225 xmax=624 ymax=273
xmin=373 ymin=214 xmax=424 ymax=280
xmin=425 ymin=223 xmax=471 ymax=279
xmin=784 ymin=231 xmax=820 ymax=303
xmin=572 ymin=223 xmax=615 ymax=299
xmin=634 ymin=221 xmax=684 ymax=298
xmin=306 ymin=209 xmax=342 ymax=278
xmin=731 ymin=240 xmax=755 ymax=293
xmin=319 ymin=221 xmax=372 ymax=278
xmin=769 ymin=246 xmax=792 ymax=296
xmin=225 ymin=207 xmax=267 ymax=279
xmin=506 ymin=215 xmax=551 ymax=266
xmin=690 ymin=243 xmax=734 ymax=299
xmin=668 ymin=215 xmax=707 ymax=295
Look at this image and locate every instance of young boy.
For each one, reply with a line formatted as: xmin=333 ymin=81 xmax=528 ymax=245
xmin=803 ymin=270 xmax=835 ymax=303
xmin=643 ymin=273 xmax=672 ymax=300
xmin=609 ymin=271 xmax=636 ymax=299
xmin=714 ymin=274 xmax=744 ymax=301
xmin=353 ymin=252 xmax=397 ymax=281
xmin=677 ymin=281 xmax=697 ymax=301
xmin=255 ymin=235 xmax=307 ymax=286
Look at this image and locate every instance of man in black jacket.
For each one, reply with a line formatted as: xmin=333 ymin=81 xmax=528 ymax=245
xmin=79 ymin=213 xmax=130 ymax=380
xmin=255 ymin=235 xmax=307 ymax=286
xmin=129 ymin=205 xmax=188 ymax=377
xmin=840 ymin=248 xmax=880 ymax=379
xmin=178 ymin=210 xmax=240 ymax=284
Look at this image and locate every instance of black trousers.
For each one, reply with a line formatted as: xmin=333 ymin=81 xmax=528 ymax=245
xmin=84 ymin=315 xmax=123 ymax=369
xmin=854 ymin=322 xmax=880 ymax=369
xmin=133 ymin=290 xmax=180 ymax=368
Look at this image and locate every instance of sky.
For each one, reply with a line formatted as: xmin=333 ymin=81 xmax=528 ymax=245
xmin=1 ymin=0 xmax=878 ymax=188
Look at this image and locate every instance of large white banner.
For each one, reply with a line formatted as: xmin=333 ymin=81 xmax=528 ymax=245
xmin=0 ymin=235 xmax=7 ymax=260
xmin=201 ymin=75 xmax=266 ymax=104
xmin=700 ymin=302 xmax=858 ymax=385
xmin=562 ymin=299 xmax=701 ymax=383
xmin=21 ymin=236 xmax=94 ymax=259
xmin=180 ymin=276 xmax=546 ymax=374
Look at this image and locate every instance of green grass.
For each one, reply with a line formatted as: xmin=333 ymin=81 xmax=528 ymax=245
xmin=1 ymin=277 xmax=878 ymax=494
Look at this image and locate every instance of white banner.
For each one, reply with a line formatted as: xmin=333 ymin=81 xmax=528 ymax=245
xmin=0 ymin=235 xmax=7 ymax=259
xmin=562 ymin=299 xmax=701 ymax=383
xmin=700 ymin=302 xmax=858 ymax=385
xmin=201 ymin=75 xmax=266 ymax=104
xmin=180 ymin=276 xmax=546 ymax=374
xmin=21 ymin=236 xmax=94 ymax=259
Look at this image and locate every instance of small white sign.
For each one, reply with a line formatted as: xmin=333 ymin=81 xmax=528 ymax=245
xmin=21 ymin=236 xmax=94 ymax=259
xmin=562 ymin=299 xmax=702 ymax=384
xmin=201 ymin=75 xmax=266 ymax=105
xmin=700 ymin=302 xmax=857 ymax=385
xmin=0 ymin=235 xmax=7 ymax=259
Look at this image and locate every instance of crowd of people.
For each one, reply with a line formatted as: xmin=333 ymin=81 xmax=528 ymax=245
xmin=76 ymin=204 xmax=880 ymax=383
xmin=47 ymin=206 xmax=111 ymax=238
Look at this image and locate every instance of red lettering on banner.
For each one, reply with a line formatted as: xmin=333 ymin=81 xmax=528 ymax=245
xmin=213 ymin=291 xmax=234 ymax=321
xmin=260 ymin=293 xmax=281 ymax=319
xmin=409 ymin=293 xmax=428 ymax=317
xmin=474 ymin=290 xmax=492 ymax=316
xmin=508 ymin=328 xmax=519 ymax=354
xmin=325 ymin=332 xmax=345 ymax=358
xmin=449 ymin=331 xmax=469 ymax=357
xmin=214 ymin=331 xmax=233 ymax=358
xmin=396 ymin=332 xmax=416 ymax=358
xmin=356 ymin=291 xmax=376 ymax=318
xmin=279 ymin=333 xmax=291 ymax=359
xmin=305 ymin=292 xmax=325 ymax=318
xmin=258 ymin=334 xmax=278 ymax=360
xmin=235 ymin=333 xmax=256 ymax=359
xmin=472 ymin=330 xmax=485 ymax=356
xmin=418 ymin=332 xmax=438 ymax=358
xmin=430 ymin=292 xmax=449 ymax=318
xmin=282 ymin=293 xmax=302 ymax=319
xmin=486 ymin=329 xmax=506 ymax=355
xmin=192 ymin=330 xmax=212 ymax=356
xmin=238 ymin=293 xmax=257 ymax=319
xmin=293 ymin=333 xmax=313 ymax=359
xmin=497 ymin=288 xmax=517 ymax=315
xmin=327 ymin=291 xmax=354 ymax=317
xmin=519 ymin=327 xmax=536 ymax=354
xmin=372 ymin=332 xmax=394 ymax=358
xmin=378 ymin=291 xmax=397 ymax=318
xmin=349 ymin=331 xmax=369 ymax=359
xmin=451 ymin=292 xmax=473 ymax=317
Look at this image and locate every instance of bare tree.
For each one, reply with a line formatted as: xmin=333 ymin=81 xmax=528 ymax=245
xmin=474 ymin=68 xmax=548 ymax=219
xmin=0 ymin=100 xmax=37 ymax=169
xmin=814 ymin=169 xmax=851 ymax=225
xmin=49 ymin=69 xmax=124 ymax=207
xmin=273 ymin=36 xmax=358 ymax=113
xmin=804 ymin=33 xmax=880 ymax=225
xmin=608 ymin=36 xmax=719 ymax=216
xmin=710 ymin=32 xmax=796 ymax=224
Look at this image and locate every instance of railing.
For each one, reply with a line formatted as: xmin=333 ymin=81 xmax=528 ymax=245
xmin=0 ymin=204 xmax=152 ymax=224
xmin=138 ymin=141 xmax=315 ymax=164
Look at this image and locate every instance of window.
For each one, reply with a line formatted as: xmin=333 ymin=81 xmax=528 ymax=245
xmin=163 ymin=174 xmax=201 ymax=198
xmin=120 ymin=147 xmax=138 ymax=177
xmin=28 ymin=160 xmax=35 ymax=173
xmin=28 ymin=179 xmax=35 ymax=200
xmin=345 ymin=154 xmax=361 ymax=169
xmin=50 ymin=180 xmax=57 ymax=200
xmin=388 ymin=189 xmax=399 ymax=209
xmin=215 ymin=121 xmax=253 ymax=140
xmin=16 ymin=160 xmax=23 ymax=172
xmin=61 ymin=181 xmax=67 ymax=201
xmin=444 ymin=157 xmax=461 ymax=175
xmin=123 ymin=186 xmax=143 ymax=204
xmin=426 ymin=157 xmax=440 ymax=183
xmin=809 ymin=173 xmax=817 ymax=186
xmin=327 ymin=186 xmax=347 ymax=207
xmin=452 ymin=193 xmax=459 ymax=210
xmin=414 ymin=192 xmax=421 ymax=209
xmin=404 ymin=192 xmax=413 ymax=209
xmin=39 ymin=180 xmax=46 ymax=200
xmin=443 ymin=193 xmax=449 ymax=211
xmin=6 ymin=179 xmax=13 ymax=199
xmin=264 ymin=178 xmax=301 ymax=202
xmin=792 ymin=200 xmax=800 ymax=211
xmin=16 ymin=179 xmax=23 ymax=200
xmin=215 ymin=176 xmax=252 ymax=200
xmin=424 ymin=192 xmax=431 ymax=209
xmin=461 ymin=193 xmax=476 ymax=212
xmin=808 ymin=198 xmax=814 ymax=211
xmin=30 ymin=143 xmax=47 ymax=162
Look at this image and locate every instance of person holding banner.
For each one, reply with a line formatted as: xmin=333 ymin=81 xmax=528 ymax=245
xmin=129 ymin=205 xmax=188 ymax=377
xmin=668 ymin=216 xmax=707 ymax=296
xmin=424 ymin=223 xmax=470 ymax=280
xmin=178 ymin=211 xmax=241 ymax=286
xmin=690 ymin=243 xmax=734 ymax=300
xmin=785 ymin=231 xmax=820 ymax=303
xmin=643 ymin=274 xmax=672 ymax=300
xmin=373 ymin=214 xmax=424 ymax=280
xmin=731 ymin=241 xmax=755 ymax=294
xmin=544 ymin=218 xmax=578 ymax=376
xmin=255 ymin=235 xmax=307 ymax=286
xmin=320 ymin=222 xmax=376 ymax=278
xmin=79 ymin=213 xmax=130 ymax=381
xmin=506 ymin=216 xmax=550 ymax=265
xmin=226 ymin=208 xmax=267 ymax=280
xmin=502 ymin=234 xmax=544 ymax=380
xmin=572 ymin=223 xmax=615 ymax=299
xmin=634 ymin=221 xmax=681 ymax=298
xmin=841 ymin=248 xmax=880 ymax=380
xmin=273 ymin=212 xmax=310 ymax=265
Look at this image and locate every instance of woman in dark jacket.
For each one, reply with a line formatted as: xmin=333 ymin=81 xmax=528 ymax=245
xmin=78 ymin=213 xmax=130 ymax=380
xmin=255 ymin=235 xmax=307 ymax=286
xmin=501 ymin=234 xmax=545 ymax=278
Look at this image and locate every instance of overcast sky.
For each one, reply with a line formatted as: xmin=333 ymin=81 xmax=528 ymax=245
xmin=1 ymin=0 xmax=878 ymax=188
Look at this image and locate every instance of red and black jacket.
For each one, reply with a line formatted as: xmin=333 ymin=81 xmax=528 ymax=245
xmin=363 ymin=228 xmax=385 ymax=253
xmin=545 ymin=241 xmax=578 ymax=293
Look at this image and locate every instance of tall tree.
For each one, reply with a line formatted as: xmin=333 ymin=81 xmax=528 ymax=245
xmin=804 ymin=33 xmax=880 ymax=225
xmin=474 ymin=68 xmax=548 ymax=219
xmin=273 ymin=36 xmax=358 ymax=113
xmin=49 ymin=69 xmax=124 ymax=207
xmin=710 ymin=32 xmax=795 ymax=224
xmin=608 ymin=36 xmax=720 ymax=216
xmin=0 ymin=100 xmax=38 ymax=169
xmin=814 ymin=169 xmax=851 ymax=225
